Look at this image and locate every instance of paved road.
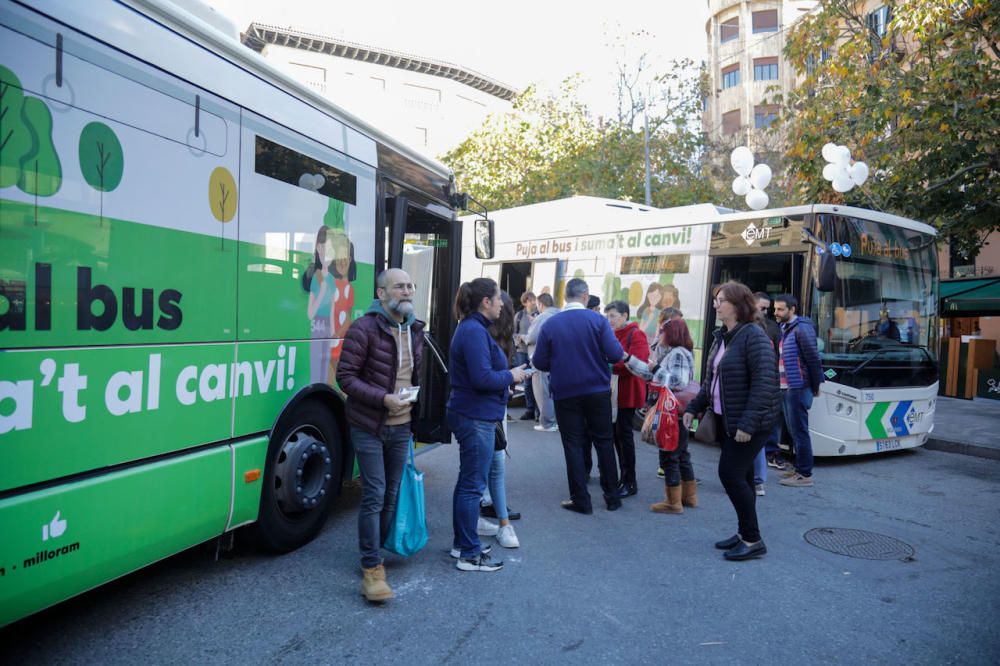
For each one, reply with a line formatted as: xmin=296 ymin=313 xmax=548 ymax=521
xmin=3 ymin=418 xmax=999 ymax=664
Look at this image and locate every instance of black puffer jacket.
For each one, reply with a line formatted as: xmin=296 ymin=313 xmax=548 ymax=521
xmin=686 ymin=322 xmax=780 ymax=438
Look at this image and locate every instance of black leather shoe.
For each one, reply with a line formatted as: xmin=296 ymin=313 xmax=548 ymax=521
xmin=605 ymin=496 xmax=622 ymax=511
xmin=724 ymin=540 xmax=767 ymax=561
xmin=560 ymin=500 xmax=593 ymax=515
xmin=480 ymin=504 xmax=521 ymax=521
xmin=714 ymin=534 xmax=741 ymax=550
xmin=519 ymin=411 xmax=536 ymax=421
xmin=616 ymin=483 xmax=638 ymax=498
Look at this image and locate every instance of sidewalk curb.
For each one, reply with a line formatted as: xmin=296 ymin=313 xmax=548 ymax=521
xmin=925 ymin=438 xmax=1000 ymax=461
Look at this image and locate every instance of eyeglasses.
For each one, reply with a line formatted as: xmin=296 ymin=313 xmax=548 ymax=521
xmin=713 ymin=297 xmax=728 ymax=306
xmin=384 ymin=282 xmax=415 ymax=292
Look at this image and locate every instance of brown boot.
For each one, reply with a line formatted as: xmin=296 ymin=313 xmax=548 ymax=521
xmin=650 ymin=485 xmax=684 ymax=514
xmin=681 ymin=479 xmax=698 ymax=508
xmin=361 ymin=564 xmax=393 ymax=602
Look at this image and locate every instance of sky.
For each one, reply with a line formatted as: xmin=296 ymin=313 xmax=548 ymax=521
xmin=203 ymin=0 xmax=709 ymax=117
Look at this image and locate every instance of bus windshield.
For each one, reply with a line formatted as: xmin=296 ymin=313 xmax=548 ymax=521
xmin=809 ymin=214 xmax=938 ymax=389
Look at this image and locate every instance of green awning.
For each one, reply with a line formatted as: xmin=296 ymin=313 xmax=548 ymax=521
xmin=940 ymin=277 xmax=1000 ymax=316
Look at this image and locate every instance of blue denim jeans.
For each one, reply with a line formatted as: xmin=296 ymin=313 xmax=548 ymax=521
xmin=513 ymin=351 xmax=537 ymax=414
xmin=351 ymin=424 xmax=411 ymax=568
xmin=754 ymin=421 xmax=781 ymax=484
xmin=782 ymin=388 xmax=814 ymax=477
xmin=488 ymin=449 xmax=508 ymax=521
xmin=448 ymin=410 xmax=496 ymax=558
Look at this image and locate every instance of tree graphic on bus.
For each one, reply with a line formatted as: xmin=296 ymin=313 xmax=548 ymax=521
xmin=1 ymin=64 xmax=63 ymax=226
xmin=208 ymin=166 xmax=237 ymax=248
xmin=78 ymin=121 xmax=124 ymax=227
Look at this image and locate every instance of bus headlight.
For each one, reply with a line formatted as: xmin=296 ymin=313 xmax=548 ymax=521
xmin=845 ymin=405 xmax=854 ymax=416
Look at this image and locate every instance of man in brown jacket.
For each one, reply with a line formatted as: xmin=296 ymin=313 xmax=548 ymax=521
xmin=336 ymin=268 xmax=424 ymax=602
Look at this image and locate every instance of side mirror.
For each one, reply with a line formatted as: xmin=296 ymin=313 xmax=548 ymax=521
xmin=817 ymin=251 xmax=837 ymax=292
xmin=474 ymin=218 xmax=494 ymax=260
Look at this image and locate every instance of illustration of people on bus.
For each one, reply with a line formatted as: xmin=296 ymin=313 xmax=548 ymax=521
xmin=304 ymin=224 xmax=356 ymax=386
xmin=636 ymin=282 xmax=682 ymax=345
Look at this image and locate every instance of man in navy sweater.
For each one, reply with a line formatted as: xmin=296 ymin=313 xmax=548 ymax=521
xmin=533 ymin=278 xmax=626 ymax=513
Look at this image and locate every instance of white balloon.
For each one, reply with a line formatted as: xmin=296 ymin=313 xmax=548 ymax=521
xmin=849 ymin=161 xmax=869 ymax=186
xmin=746 ymin=188 xmax=769 ymax=210
xmin=298 ymin=173 xmax=315 ymax=189
xmin=821 ymin=142 xmax=839 ymax=163
xmin=822 ymin=163 xmax=840 ymax=181
xmin=732 ymin=176 xmax=751 ymax=196
xmin=749 ymin=163 xmax=772 ymax=190
xmin=832 ymin=175 xmax=854 ymax=193
xmin=834 ymin=145 xmax=852 ymax=165
xmin=730 ymin=146 xmax=754 ymax=177
xmin=312 ymin=174 xmax=326 ymax=190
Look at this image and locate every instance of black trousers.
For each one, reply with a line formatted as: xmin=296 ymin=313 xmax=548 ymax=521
xmin=554 ymin=391 xmax=620 ymax=510
xmin=661 ymin=426 xmax=694 ymax=486
xmin=613 ymin=407 xmax=637 ymax=486
xmin=718 ymin=429 xmax=768 ymax=543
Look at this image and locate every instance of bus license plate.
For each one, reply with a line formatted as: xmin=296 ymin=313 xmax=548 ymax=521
xmin=876 ymin=438 xmax=902 ymax=451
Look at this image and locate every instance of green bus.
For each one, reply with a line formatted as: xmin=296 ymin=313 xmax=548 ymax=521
xmin=0 ymin=0 xmax=472 ymax=626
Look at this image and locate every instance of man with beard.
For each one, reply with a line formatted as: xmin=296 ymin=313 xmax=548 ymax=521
xmin=337 ymin=268 xmax=424 ymax=602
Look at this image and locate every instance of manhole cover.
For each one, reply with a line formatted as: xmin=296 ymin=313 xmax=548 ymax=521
xmin=804 ymin=528 xmax=915 ymax=560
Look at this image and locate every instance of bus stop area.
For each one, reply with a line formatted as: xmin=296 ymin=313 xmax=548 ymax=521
xmin=4 ymin=412 xmax=999 ymax=664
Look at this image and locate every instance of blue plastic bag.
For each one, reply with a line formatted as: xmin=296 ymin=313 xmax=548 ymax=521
xmin=383 ymin=438 xmax=428 ymax=557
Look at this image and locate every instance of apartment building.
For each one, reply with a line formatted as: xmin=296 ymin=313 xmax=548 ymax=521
xmin=702 ymin=0 xmax=818 ymax=147
xmin=242 ymin=23 xmax=518 ymax=159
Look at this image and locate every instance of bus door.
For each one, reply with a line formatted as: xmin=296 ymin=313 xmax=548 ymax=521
xmin=385 ymin=187 xmax=459 ymax=443
xmin=704 ymin=253 xmax=804 ymax=349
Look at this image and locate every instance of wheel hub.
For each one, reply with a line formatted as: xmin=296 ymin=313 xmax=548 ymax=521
xmin=274 ymin=429 xmax=332 ymax=513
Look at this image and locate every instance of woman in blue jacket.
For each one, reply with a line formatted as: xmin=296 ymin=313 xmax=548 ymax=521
xmin=448 ymin=278 xmax=527 ymax=572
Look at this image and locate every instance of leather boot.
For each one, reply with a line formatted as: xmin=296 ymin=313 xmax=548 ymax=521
xmin=650 ymin=485 xmax=684 ymax=514
xmin=681 ymin=479 xmax=699 ymax=508
xmin=361 ymin=564 xmax=393 ymax=602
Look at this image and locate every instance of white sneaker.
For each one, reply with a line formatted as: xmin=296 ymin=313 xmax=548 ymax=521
xmin=477 ymin=517 xmax=499 ymax=536
xmin=755 ymin=484 xmax=766 ymax=497
xmin=533 ymin=424 xmax=558 ymax=432
xmin=496 ymin=523 xmax=520 ymax=548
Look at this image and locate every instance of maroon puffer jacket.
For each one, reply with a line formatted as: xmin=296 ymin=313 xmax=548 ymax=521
xmin=336 ymin=310 xmax=425 ymax=436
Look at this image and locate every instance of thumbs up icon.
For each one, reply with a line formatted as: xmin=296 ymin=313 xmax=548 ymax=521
xmin=42 ymin=511 xmax=68 ymax=541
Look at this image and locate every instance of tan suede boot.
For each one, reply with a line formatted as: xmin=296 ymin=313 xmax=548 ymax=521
xmin=361 ymin=564 xmax=393 ymax=602
xmin=650 ymin=485 xmax=684 ymax=514
xmin=681 ymin=479 xmax=699 ymax=508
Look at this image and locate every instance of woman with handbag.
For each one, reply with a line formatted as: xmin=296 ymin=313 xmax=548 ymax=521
xmin=605 ymin=300 xmax=649 ymax=498
xmin=448 ymin=279 xmax=528 ymax=572
xmin=683 ymin=282 xmax=779 ymax=561
xmin=649 ymin=318 xmax=699 ymax=514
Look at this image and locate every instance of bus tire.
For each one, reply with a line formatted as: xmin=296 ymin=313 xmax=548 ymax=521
xmin=252 ymin=400 xmax=342 ymax=553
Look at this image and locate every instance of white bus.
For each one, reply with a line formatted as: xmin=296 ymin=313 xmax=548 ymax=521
xmin=1 ymin=0 xmax=473 ymax=625
xmin=462 ymin=196 xmax=940 ymax=457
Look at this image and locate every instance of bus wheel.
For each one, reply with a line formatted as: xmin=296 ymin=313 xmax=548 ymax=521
xmin=253 ymin=401 xmax=342 ymax=552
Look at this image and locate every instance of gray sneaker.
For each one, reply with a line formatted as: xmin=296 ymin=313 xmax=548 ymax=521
xmin=755 ymin=484 xmax=766 ymax=496
xmin=779 ymin=473 xmax=814 ymax=487
xmin=456 ymin=552 xmax=503 ymax=572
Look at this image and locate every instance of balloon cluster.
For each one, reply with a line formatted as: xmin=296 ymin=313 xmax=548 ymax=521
xmin=821 ymin=143 xmax=868 ymax=193
xmin=730 ymin=146 xmax=771 ymax=211
xmin=298 ymin=173 xmax=326 ymax=191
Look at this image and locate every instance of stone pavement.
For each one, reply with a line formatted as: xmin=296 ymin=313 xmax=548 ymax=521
xmin=926 ymin=396 xmax=1000 ymax=460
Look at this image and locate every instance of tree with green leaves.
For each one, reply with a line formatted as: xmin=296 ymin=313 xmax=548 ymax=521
xmin=1 ymin=65 xmax=63 ymax=205
xmin=79 ymin=121 xmax=124 ymax=225
xmin=442 ymin=53 xmax=719 ymax=212
xmin=780 ymin=0 xmax=999 ymax=249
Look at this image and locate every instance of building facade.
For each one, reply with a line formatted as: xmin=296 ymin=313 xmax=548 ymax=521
xmin=242 ymin=24 xmax=517 ymax=159
xmin=703 ymin=0 xmax=817 ymax=147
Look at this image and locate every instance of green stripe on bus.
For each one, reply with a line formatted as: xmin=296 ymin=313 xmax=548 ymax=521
xmin=866 ymin=402 xmax=890 ymax=439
